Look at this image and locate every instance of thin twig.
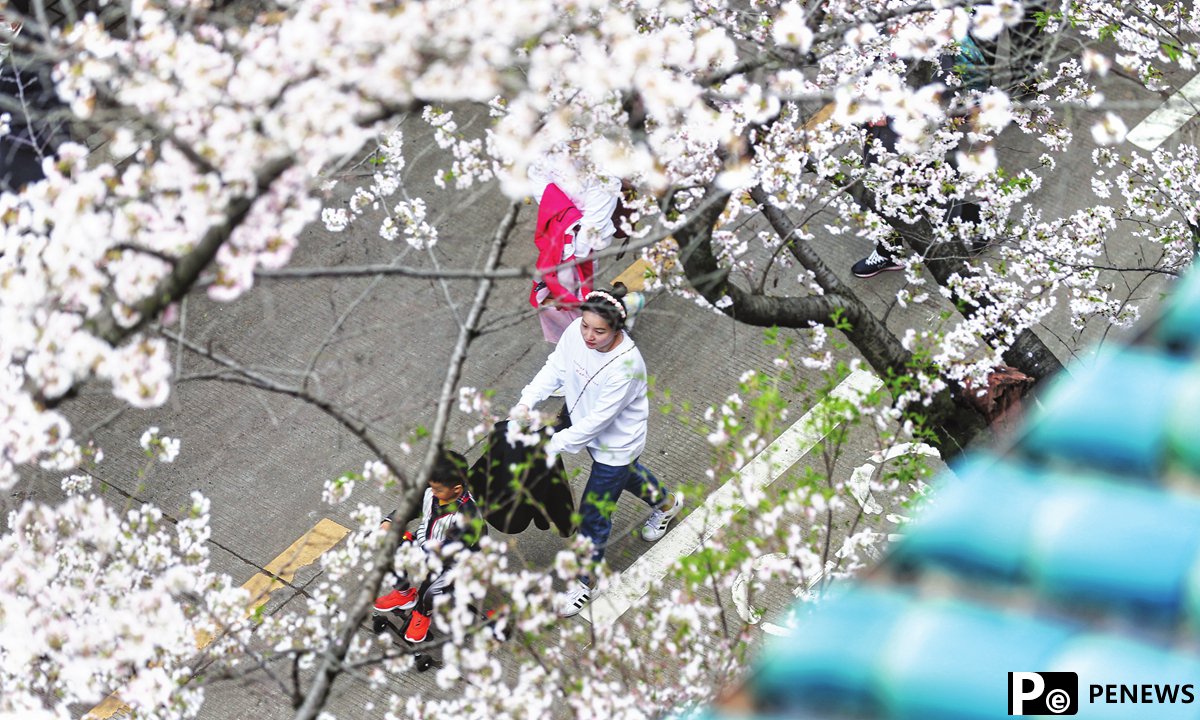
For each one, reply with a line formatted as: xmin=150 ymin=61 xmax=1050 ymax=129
xmin=291 ymin=200 xmax=521 ymax=720
xmin=257 ymin=189 xmax=733 ymax=285
xmin=163 ymin=337 xmax=406 ymax=479
xmin=301 ymin=269 xmax=389 ymax=393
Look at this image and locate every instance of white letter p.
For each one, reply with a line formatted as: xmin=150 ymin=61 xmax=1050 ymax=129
xmin=1010 ymin=672 xmax=1045 ymax=715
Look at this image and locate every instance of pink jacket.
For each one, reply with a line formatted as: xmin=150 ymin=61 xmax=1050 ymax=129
xmin=528 ymin=183 xmax=594 ymax=308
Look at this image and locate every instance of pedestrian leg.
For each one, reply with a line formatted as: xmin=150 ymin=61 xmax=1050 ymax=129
xmin=578 ymin=459 xmax=633 ymax=570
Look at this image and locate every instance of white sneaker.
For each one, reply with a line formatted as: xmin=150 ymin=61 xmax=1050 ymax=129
xmin=557 ymin=580 xmax=591 ymax=618
xmin=641 ymin=492 xmax=684 ymax=541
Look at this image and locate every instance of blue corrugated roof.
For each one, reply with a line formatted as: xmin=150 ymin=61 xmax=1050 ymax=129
xmin=706 ymin=269 xmax=1200 ymax=719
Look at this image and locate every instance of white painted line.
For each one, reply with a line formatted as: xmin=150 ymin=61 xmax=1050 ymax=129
xmin=848 ymin=463 xmax=883 ymax=515
xmin=580 ymin=369 xmax=884 ymax=627
xmin=731 ymin=552 xmax=790 ymax=626
xmin=1127 ymin=73 xmax=1200 ymax=151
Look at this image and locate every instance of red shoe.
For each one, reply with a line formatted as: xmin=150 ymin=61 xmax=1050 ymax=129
xmin=405 ymin=610 xmax=432 ymax=643
xmin=374 ymin=588 xmax=418 ymax=612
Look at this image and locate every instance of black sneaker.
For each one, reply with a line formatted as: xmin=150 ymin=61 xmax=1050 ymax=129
xmin=851 ymin=249 xmax=903 ymax=278
xmin=964 ymin=235 xmax=990 ymax=254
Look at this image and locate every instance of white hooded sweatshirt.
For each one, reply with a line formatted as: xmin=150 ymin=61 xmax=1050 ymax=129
xmin=518 ymin=318 xmax=648 ymax=466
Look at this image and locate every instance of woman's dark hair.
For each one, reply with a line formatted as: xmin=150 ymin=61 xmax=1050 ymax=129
xmin=429 ymin=449 xmax=468 ymax=489
xmin=580 ymin=282 xmax=629 ymax=331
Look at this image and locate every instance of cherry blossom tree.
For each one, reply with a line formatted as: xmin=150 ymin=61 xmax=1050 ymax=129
xmin=1 ymin=0 xmax=1198 ymax=718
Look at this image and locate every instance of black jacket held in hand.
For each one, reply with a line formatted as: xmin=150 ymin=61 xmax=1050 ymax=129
xmin=468 ymin=422 xmax=576 ymax=537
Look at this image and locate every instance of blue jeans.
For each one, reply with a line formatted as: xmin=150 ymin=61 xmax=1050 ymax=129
xmin=579 ymin=456 xmax=668 ymax=570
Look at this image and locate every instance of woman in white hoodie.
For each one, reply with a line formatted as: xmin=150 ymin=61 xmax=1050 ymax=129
xmin=513 ymin=283 xmax=684 ymax=617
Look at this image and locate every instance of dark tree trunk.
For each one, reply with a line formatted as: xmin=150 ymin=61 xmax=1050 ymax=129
xmin=854 ymin=185 xmax=1065 ymax=381
xmin=672 ymin=186 xmax=987 ymax=453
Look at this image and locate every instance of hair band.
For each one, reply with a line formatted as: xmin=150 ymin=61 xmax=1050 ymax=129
xmin=584 ymin=290 xmax=627 ymax=319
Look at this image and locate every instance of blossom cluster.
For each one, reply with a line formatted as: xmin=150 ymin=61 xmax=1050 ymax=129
xmin=0 ymin=491 xmax=240 ymax=719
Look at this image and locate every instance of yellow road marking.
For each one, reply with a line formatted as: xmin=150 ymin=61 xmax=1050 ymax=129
xmin=84 ymin=696 xmax=131 ymax=720
xmin=611 ymin=258 xmax=654 ymax=292
xmin=237 ymin=518 xmax=351 ymax=624
xmin=803 ymin=101 xmax=836 ymax=131
xmin=84 ymin=518 xmax=350 ymax=720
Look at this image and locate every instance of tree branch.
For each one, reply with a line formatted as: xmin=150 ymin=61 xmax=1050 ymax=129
xmin=162 ymin=333 xmax=410 ymax=482
xmin=291 ymin=200 xmax=520 ymax=720
xmin=89 ymin=155 xmax=295 ymax=346
xmin=674 ymin=184 xmax=986 ymax=452
xmin=254 ymin=211 xmax=682 ymax=284
xmin=111 ymin=242 xmax=180 ymax=266
xmin=674 ymin=185 xmax=914 ymax=376
xmin=748 ymin=185 xmax=914 ymax=379
xmin=852 ymin=185 xmax=1065 ymax=381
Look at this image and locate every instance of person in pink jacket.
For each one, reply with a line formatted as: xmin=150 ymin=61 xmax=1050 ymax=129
xmin=529 ymin=182 xmax=594 ymax=343
xmin=527 ymin=151 xmax=626 ymax=343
